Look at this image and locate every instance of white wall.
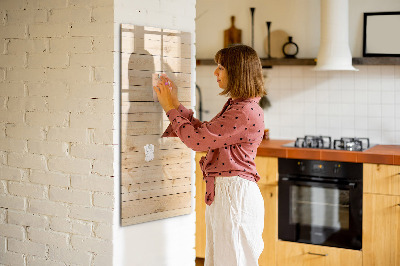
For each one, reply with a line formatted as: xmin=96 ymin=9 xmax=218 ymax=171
xmin=196 ymin=0 xmax=400 ymax=58
xmin=196 ymin=0 xmax=400 ymax=145
xmin=113 ymin=1 xmax=197 ymax=266
xmin=0 ymin=0 xmax=115 ymax=265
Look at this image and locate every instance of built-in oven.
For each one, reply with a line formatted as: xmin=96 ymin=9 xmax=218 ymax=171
xmin=278 ymin=158 xmax=363 ymax=250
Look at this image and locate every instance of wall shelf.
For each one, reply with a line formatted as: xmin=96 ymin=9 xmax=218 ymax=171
xmin=196 ymin=57 xmax=400 ymax=67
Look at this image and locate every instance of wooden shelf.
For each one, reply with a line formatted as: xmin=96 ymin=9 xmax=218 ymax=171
xmin=352 ymin=57 xmax=400 ymax=65
xmin=196 ymin=57 xmax=400 ymax=67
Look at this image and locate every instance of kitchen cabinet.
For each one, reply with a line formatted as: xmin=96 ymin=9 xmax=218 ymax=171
xmin=363 ymin=163 xmax=400 ymax=196
xmin=195 ymin=154 xmax=279 ymax=266
xmin=276 ymin=241 xmax=362 ymax=266
xmin=363 ymin=164 xmax=400 ymax=266
xmin=195 ymin=152 xmax=207 ymax=258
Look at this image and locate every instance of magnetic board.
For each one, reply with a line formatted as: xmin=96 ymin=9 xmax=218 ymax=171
xmin=120 ymin=24 xmax=192 ymax=226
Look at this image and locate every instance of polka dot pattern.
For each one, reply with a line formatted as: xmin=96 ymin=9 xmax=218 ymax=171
xmin=162 ymin=98 xmax=265 ymax=205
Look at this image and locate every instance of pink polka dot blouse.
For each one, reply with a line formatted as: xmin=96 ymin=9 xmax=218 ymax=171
xmin=162 ymin=97 xmax=265 ymax=205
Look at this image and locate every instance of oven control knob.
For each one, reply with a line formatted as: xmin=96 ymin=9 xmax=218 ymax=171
xmin=297 ymin=161 xmax=305 ymax=171
xmin=334 ymin=164 xmax=341 ymax=174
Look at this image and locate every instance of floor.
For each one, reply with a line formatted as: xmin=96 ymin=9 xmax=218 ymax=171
xmin=195 ymin=257 xmax=205 ymax=266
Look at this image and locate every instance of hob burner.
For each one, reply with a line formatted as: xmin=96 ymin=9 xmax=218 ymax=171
xmin=284 ymin=136 xmax=372 ymax=151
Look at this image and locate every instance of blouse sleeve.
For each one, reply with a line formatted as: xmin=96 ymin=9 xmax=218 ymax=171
xmin=165 ymin=106 xmax=249 ymax=152
xmin=161 ymin=103 xmax=202 ymax=138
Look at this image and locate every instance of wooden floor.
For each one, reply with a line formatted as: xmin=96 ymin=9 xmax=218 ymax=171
xmin=195 ymin=257 xmax=204 ymax=266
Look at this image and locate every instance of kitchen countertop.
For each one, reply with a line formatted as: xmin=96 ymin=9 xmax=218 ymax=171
xmin=257 ymin=139 xmax=400 ymax=165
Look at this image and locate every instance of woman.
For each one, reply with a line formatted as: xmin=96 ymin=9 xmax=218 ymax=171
xmin=154 ymin=44 xmax=266 ymax=266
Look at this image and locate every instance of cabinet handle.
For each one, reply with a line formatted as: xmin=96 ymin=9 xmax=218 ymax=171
xmin=307 ymin=252 xmax=328 ymax=257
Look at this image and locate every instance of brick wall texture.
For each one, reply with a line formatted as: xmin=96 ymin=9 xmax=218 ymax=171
xmin=0 ymin=0 xmax=114 ymax=265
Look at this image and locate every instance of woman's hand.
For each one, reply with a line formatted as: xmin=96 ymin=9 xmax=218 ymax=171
xmin=160 ymin=74 xmax=180 ymax=108
xmin=153 ymin=76 xmax=175 ymax=113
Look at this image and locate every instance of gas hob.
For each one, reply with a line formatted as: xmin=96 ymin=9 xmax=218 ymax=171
xmin=282 ymin=135 xmax=374 ymax=151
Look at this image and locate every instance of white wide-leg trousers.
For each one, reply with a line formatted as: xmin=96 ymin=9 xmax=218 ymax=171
xmin=205 ymin=176 xmax=264 ymax=266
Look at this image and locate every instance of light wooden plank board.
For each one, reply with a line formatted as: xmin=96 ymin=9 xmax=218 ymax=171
xmin=121 ymin=69 xmax=191 ymax=87
xmin=120 ymin=24 xmax=193 ymax=226
xmin=121 ymin=162 xmax=191 ymax=183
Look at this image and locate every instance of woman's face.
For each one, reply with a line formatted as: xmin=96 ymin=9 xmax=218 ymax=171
xmin=214 ymin=64 xmax=228 ymax=89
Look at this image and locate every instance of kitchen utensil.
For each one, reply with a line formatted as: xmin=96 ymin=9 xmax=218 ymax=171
xmin=250 ymin=7 xmax=255 ymax=48
xmin=224 ymin=16 xmax=242 ymax=48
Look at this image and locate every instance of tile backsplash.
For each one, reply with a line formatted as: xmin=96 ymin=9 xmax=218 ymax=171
xmin=196 ymin=65 xmax=400 ymax=145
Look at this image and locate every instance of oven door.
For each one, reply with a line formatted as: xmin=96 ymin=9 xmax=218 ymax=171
xmin=278 ymin=176 xmax=362 ymax=250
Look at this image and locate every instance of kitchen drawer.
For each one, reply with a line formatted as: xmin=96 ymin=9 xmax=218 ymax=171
xmin=276 ymin=241 xmax=362 ymax=266
xmin=364 ymin=164 xmax=400 ymax=196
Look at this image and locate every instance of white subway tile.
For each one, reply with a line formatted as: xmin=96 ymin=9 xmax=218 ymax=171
xmin=382 ymin=117 xmax=396 ymax=131
xmin=368 ymin=105 xmax=382 ymax=118
xmin=291 ymin=78 xmax=304 ymax=90
xmin=381 ymin=131 xmax=396 ymax=144
xmin=382 ymin=78 xmax=395 ymax=91
xmin=304 ymin=102 xmax=316 ymax=115
xmin=382 ymin=104 xmax=395 ymax=118
xmin=341 ymin=117 xmax=355 ymax=129
xmin=341 ymin=128 xmax=355 ymax=137
xmin=341 ymin=89 xmax=354 ymax=104
xmin=355 ymin=128 xmax=368 ymax=138
xmin=355 ymin=104 xmax=368 ymax=117
xmin=279 ymin=77 xmax=291 ymax=89
xmin=328 ymin=88 xmax=341 ymax=103
xmin=382 ymin=90 xmax=395 ymax=104
xmin=341 ymin=104 xmax=355 ymax=116
xmin=367 ymin=117 xmax=382 ymax=131
xmin=328 ymin=103 xmax=341 ymax=116
xmin=316 ymin=115 xmax=330 ymax=128
xmin=367 ymin=91 xmax=381 ymax=105
xmin=316 ymin=103 xmax=329 ymax=116
xmin=354 ymin=116 xmax=368 ymax=130
xmin=367 ymin=129 xmax=382 ymax=143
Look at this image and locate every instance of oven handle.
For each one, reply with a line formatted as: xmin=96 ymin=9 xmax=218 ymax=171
xmin=280 ymin=177 xmax=357 ymax=189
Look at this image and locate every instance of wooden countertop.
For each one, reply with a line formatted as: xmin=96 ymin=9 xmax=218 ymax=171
xmin=257 ymin=139 xmax=400 ymax=165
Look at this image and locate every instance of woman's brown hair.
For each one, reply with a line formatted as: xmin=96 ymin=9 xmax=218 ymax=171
xmin=214 ymin=44 xmax=266 ymax=99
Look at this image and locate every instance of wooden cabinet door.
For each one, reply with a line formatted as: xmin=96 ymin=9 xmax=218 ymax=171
xmin=363 ymin=193 xmax=400 ymax=266
xmin=364 ymin=164 xmax=400 ymax=196
xmin=255 ymin=156 xmax=278 ymax=186
xmin=277 ymin=241 xmax=362 ymax=266
xmin=195 ymin=152 xmax=207 ymax=258
xmin=259 ymin=185 xmax=278 ymax=266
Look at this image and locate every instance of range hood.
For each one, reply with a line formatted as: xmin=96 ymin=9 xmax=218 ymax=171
xmin=314 ymin=0 xmax=358 ymax=71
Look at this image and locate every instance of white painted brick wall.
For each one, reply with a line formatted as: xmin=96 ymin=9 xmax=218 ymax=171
xmin=0 ymin=0 xmax=114 ymax=264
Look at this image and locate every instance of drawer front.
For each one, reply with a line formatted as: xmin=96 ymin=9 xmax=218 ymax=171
xmin=364 ymin=164 xmax=400 ymax=196
xmin=277 ymin=241 xmax=362 ymax=266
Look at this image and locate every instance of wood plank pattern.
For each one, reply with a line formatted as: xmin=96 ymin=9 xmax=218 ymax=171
xmin=120 ymin=24 xmax=192 ymax=226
